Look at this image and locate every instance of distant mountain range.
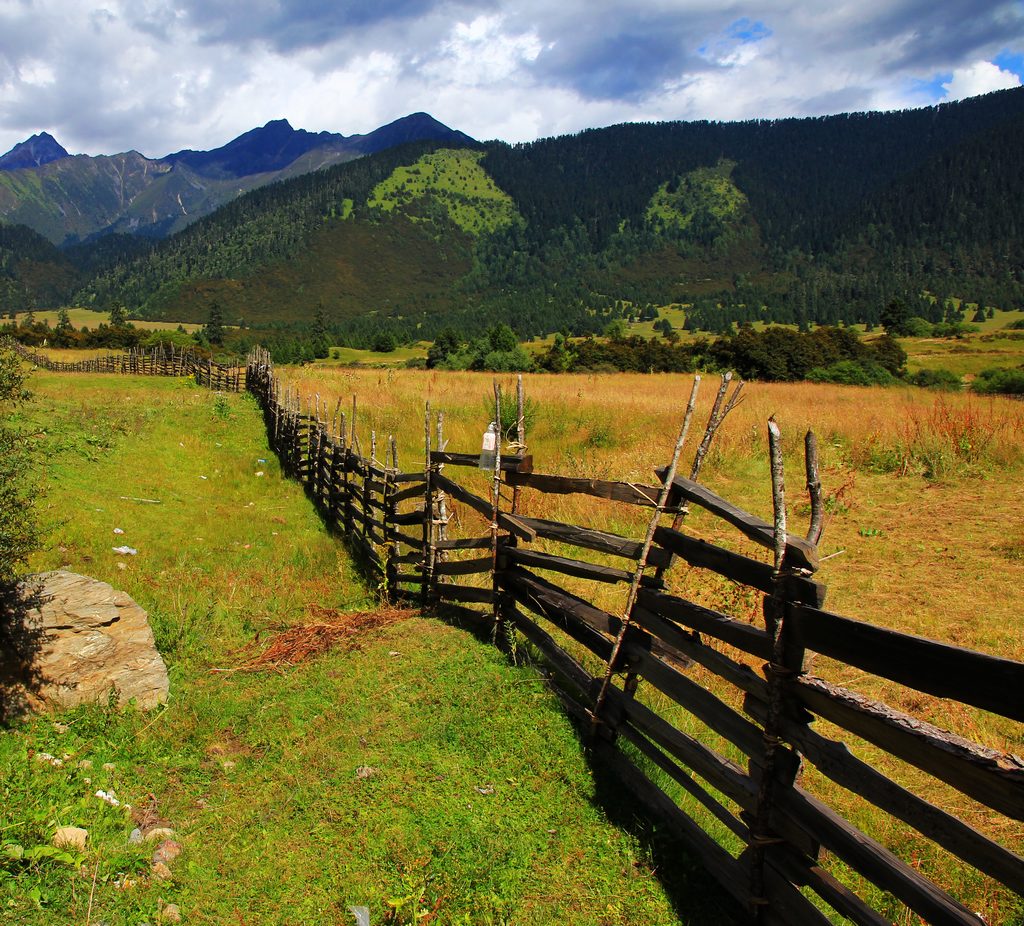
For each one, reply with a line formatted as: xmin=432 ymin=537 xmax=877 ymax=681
xmin=0 ymin=113 xmax=474 ymax=243
xmin=3 ymin=89 xmax=1024 ymax=345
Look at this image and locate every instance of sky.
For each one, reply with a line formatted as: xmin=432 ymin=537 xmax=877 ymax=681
xmin=1 ymin=0 xmax=1023 ymax=158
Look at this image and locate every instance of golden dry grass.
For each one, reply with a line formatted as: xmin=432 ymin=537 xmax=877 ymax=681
xmin=276 ymin=365 xmax=1024 ymax=922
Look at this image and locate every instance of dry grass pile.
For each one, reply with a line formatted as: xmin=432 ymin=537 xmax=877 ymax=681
xmin=221 ymin=605 xmax=416 ymax=672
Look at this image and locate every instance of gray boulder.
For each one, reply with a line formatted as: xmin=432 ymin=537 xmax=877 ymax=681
xmin=0 ymin=571 xmax=168 ymax=718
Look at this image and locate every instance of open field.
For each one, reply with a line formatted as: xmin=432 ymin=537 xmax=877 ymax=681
xmin=322 ymin=342 xmax=429 ymax=367
xmin=13 ymin=308 xmax=203 ymax=332
xmin=278 ymin=364 xmax=1024 ymax=923
xmin=0 ymin=373 xmax=708 ymax=926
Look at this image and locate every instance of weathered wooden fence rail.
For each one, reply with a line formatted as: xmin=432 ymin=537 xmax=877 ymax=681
xmin=244 ymin=347 xmax=1024 ymax=926
xmin=5 ymin=338 xmax=243 ymax=391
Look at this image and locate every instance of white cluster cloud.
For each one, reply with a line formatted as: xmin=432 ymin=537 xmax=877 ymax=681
xmin=941 ymin=60 xmax=1021 ymax=100
xmin=0 ymin=0 xmax=1021 ymax=157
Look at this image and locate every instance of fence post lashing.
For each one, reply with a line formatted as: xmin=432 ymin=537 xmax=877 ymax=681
xmin=591 ymin=381 xmax=701 ymax=730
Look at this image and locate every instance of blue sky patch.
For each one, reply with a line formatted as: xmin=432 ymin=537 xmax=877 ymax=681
xmin=994 ymin=49 xmax=1024 ymax=79
xmin=726 ymin=18 xmax=772 ymax=43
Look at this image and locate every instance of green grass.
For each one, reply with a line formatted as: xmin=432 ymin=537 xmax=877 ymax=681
xmin=0 ymin=372 xmax=730 ymax=925
xmin=322 ymin=342 xmax=429 ymax=367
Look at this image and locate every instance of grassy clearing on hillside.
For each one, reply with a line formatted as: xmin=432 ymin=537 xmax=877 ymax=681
xmin=280 ymin=365 xmax=1024 ymax=924
xmin=1 ymin=373 xmax=719 ymax=925
xmin=14 ymin=308 xmax=202 ymax=333
xmin=368 ymin=149 xmax=521 ymax=236
xmin=321 ymin=343 xmax=429 ymax=367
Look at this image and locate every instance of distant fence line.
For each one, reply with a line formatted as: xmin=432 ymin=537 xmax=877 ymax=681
xmin=4 ymin=338 xmax=244 ymax=392
xmin=244 ymin=346 xmax=1023 ymax=926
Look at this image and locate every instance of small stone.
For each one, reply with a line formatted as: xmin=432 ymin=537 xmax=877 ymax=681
xmin=161 ymin=903 xmax=182 ymax=923
xmin=355 ymin=765 xmax=378 ymax=780
xmin=152 ymin=839 xmax=181 ymax=866
xmin=35 ymin=752 xmax=62 ymax=766
xmin=78 ymin=759 xmax=93 ymax=770
xmin=129 ymin=828 xmax=143 ymax=844
xmin=53 ymin=722 xmax=69 ymax=733
xmin=151 ymin=861 xmax=173 ymax=881
xmin=53 ymin=826 xmax=88 ymax=851
xmin=143 ymin=827 xmax=176 ymax=842
xmin=102 ymin=762 xmax=117 ymax=772
xmin=221 ymin=760 xmax=236 ymax=771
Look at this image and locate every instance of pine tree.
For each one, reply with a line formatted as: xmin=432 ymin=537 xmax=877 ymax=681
xmin=205 ymin=301 xmax=225 ymax=346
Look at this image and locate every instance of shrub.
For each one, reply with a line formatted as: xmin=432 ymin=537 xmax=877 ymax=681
xmin=973 ymin=367 xmax=1024 ymax=395
xmin=0 ymin=342 xmax=38 ymax=590
xmin=907 ymin=368 xmax=963 ymax=390
xmin=806 ymin=360 xmax=895 ymax=386
xmin=903 ymin=317 xmax=934 ymax=337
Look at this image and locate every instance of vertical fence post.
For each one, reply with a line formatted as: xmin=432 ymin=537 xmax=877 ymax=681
xmin=422 ymin=404 xmax=434 ymax=607
xmin=490 ymin=382 xmax=504 ymax=640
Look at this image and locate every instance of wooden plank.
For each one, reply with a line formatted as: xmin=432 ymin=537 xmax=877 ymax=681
xmin=658 ymin=469 xmax=819 ymax=571
xmin=744 ymin=694 xmax=1024 ymax=895
xmin=616 ymin=720 xmax=750 ymax=842
xmin=632 ymin=605 xmax=768 ymax=698
xmin=512 ymin=515 xmax=673 ymax=568
xmin=625 ymin=647 xmax=768 ymax=761
xmin=637 ymin=587 xmax=773 ymax=660
xmin=766 ymin=847 xmax=894 ymax=926
xmin=788 ymin=603 xmax=1024 ymax=722
xmin=504 ymin=470 xmax=665 ymax=508
xmin=435 ymin=535 xmax=492 ymax=551
xmin=433 ymin=557 xmax=492 ymax=577
xmin=434 ymin=584 xmax=495 ymax=604
xmin=432 ymin=472 xmax=536 ymax=541
xmin=392 ymin=472 xmax=426 ymax=484
xmin=501 ymin=546 xmax=634 ymax=584
xmin=505 ymin=605 xmax=594 ymax=694
xmin=389 ymin=508 xmax=426 ymax=527
xmin=790 ymin=676 xmax=1024 ymax=821
xmin=774 ymin=782 xmax=986 ymax=926
xmin=653 ymin=525 xmax=826 ymax=604
xmin=390 ymin=551 xmax=424 ymax=566
xmin=499 ymin=567 xmax=615 ymax=661
xmin=386 ymin=527 xmax=423 ymax=548
xmin=430 ymin=450 xmax=533 ymax=472
xmin=588 ymin=737 xmax=751 ymax=912
xmin=390 ymin=483 xmax=427 ymax=504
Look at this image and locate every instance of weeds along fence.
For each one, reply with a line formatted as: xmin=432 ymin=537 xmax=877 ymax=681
xmin=245 ymin=347 xmax=1024 ymax=926
xmin=5 ymin=338 xmax=244 ymax=391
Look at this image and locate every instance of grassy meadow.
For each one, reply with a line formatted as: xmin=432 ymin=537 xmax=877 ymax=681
xmin=13 ymin=308 xmax=203 ymax=333
xmin=0 ymin=372 xmax=720 ymax=926
xmin=278 ymin=364 xmax=1024 ymax=925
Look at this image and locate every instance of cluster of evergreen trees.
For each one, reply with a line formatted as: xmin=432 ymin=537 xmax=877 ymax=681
xmin=533 ymin=325 xmax=906 ymax=382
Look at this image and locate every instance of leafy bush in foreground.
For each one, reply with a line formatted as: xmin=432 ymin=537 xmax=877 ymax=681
xmin=0 ymin=342 xmax=38 ymax=589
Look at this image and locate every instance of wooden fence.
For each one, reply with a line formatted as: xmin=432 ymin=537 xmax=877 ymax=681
xmin=246 ymin=346 xmax=1023 ymax=926
xmin=5 ymin=338 xmax=244 ymax=391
